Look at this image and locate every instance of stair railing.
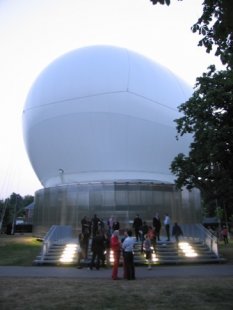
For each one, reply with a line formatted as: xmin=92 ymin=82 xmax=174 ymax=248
xmin=180 ymin=223 xmax=219 ymax=258
xmin=41 ymin=225 xmax=73 ymax=261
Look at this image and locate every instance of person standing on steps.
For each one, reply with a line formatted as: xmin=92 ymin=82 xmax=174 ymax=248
xmin=172 ymin=222 xmax=183 ymax=243
xmin=91 ymin=214 xmax=100 ymax=237
xmin=112 ymin=218 xmax=120 ymax=231
xmin=164 ymin=213 xmax=171 ymax=241
xmin=133 ymin=214 xmax=143 ymax=242
xmin=81 ymin=216 xmax=89 ymax=234
xmin=153 ymin=213 xmax=161 ymax=241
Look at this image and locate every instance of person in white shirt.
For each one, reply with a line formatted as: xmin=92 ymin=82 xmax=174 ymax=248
xmin=164 ymin=213 xmax=171 ymax=241
xmin=122 ymin=230 xmax=136 ymax=280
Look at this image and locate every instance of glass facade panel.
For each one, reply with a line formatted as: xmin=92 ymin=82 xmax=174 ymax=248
xmin=33 ymin=182 xmax=201 ymax=236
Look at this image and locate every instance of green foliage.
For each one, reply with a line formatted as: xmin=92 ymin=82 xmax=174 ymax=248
xmin=191 ymin=0 xmax=233 ymax=68
xmin=23 ymin=195 xmax=34 ymax=208
xmin=171 ymin=66 xmax=233 ymax=217
xmin=0 ymin=193 xmax=34 ymax=230
xmin=215 ymin=206 xmax=224 ymax=221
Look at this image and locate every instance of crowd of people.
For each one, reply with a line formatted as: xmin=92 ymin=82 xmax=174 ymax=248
xmin=77 ymin=213 xmax=231 ymax=279
xmin=77 ymin=213 xmax=185 ymax=279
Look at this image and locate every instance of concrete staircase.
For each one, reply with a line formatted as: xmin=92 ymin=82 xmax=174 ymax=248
xmin=153 ymin=240 xmax=222 ymax=264
xmin=34 ymin=239 xmax=79 ymax=265
xmin=34 ymin=237 xmax=224 ymax=266
xmin=132 ymin=239 xmax=224 ymax=265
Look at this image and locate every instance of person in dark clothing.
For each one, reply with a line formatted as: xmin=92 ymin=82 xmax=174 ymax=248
xmin=112 ymin=218 xmax=120 ymax=231
xmin=133 ymin=214 xmax=143 ymax=242
xmin=81 ymin=216 xmax=91 ymax=258
xmin=90 ymin=231 xmax=105 ymax=270
xmin=83 ymin=229 xmax=90 ymax=259
xmin=98 ymin=218 xmax=105 ymax=233
xmin=77 ymin=232 xmax=85 ymax=268
xmin=172 ymin=222 xmax=183 ymax=243
xmin=91 ymin=214 xmax=100 ymax=237
xmin=153 ymin=213 xmax=161 ymax=241
xmin=81 ymin=216 xmax=90 ymax=234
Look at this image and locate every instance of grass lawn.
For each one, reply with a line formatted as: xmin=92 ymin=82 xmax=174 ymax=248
xmin=219 ymin=241 xmax=233 ymax=263
xmin=0 ymin=234 xmax=42 ymax=265
xmin=0 ymin=277 xmax=233 ymax=310
xmin=0 ymin=234 xmax=233 ymax=309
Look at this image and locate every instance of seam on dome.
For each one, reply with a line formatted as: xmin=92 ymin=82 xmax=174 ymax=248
xmin=128 ymin=90 xmax=178 ymax=112
xmin=25 ymin=110 xmax=175 ymax=133
xmin=23 ymin=90 xmax=177 ymax=113
xmin=23 ymin=90 xmax=128 ymax=112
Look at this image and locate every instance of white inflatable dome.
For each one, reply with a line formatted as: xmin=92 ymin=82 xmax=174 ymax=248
xmin=23 ymin=45 xmax=192 ymax=187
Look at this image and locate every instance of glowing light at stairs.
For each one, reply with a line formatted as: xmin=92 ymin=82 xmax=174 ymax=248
xmin=178 ymin=242 xmax=198 ymax=257
xmin=151 ymin=248 xmax=158 ymax=262
xmin=59 ymin=243 xmax=78 ymax=263
xmin=143 ymin=247 xmax=158 ymax=263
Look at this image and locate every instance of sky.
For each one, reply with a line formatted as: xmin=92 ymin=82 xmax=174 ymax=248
xmin=0 ymin=0 xmax=223 ymax=199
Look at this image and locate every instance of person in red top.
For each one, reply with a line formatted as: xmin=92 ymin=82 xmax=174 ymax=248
xmin=110 ymin=230 xmax=121 ymax=280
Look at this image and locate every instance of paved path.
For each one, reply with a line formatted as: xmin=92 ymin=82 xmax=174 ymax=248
xmin=0 ymin=264 xmax=233 ymax=279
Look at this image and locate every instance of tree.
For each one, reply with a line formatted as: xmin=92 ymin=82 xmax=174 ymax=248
xmin=0 ymin=193 xmax=34 ymax=233
xmin=0 ymin=199 xmax=6 ymax=232
xmin=150 ymin=0 xmax=233 ymax=219
xmin=23 ymin=195 xmax=34 ymax=208
xmin=170 ymin=66 xmax=233 ymax=218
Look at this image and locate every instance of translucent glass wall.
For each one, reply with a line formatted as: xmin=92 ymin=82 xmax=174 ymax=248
xmin=33 ymin=182 xmax=201 ymax=236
